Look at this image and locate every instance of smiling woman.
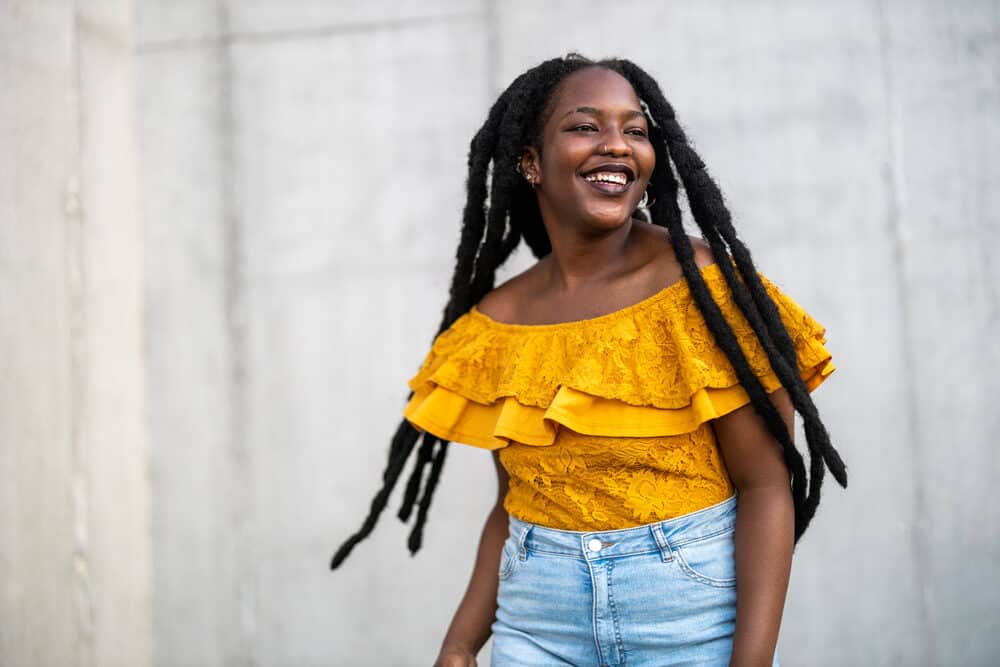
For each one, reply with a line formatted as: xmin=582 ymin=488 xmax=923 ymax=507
xmin=521 ymin=70 xmax=656 ymax=231
xmin=330 ymin=53 xmax=847 ymax=667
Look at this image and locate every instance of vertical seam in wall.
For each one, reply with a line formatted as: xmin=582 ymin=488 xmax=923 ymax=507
xmin=874 ymin=0 xmax=935 ymax=659
xmin=978 ymin=4 xmax=1000 ymax=333
xmin=218 ymin=3 xmax=254 ymax=666
xmin=69 ymin=7 xmax=94 ymax=667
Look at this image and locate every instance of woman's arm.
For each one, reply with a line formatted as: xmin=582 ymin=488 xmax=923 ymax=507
xmin=712 ymin=388 xmax=796 ymax=667
xmin=434 ymin=451 xmax=510 ymax=666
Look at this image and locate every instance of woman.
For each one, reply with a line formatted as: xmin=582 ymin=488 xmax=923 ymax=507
xmin=331 ymin=54 xmax=847 ymax=666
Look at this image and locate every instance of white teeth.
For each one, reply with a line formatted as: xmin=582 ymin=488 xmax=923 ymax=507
xmin=584 ymin=172 xmax=628 ymax=185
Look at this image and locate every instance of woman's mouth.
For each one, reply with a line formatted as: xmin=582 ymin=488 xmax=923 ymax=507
xmin=580 ymin=166 xmax=635 ymax=195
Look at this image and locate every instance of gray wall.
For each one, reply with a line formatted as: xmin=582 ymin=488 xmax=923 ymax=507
xmin=138 ymin=2 xmax=1000 ymax=665
xmin=0 ymin=1 xmax=153 ymax=666
xmin=3 ymin=0 xmax=996 ymax=665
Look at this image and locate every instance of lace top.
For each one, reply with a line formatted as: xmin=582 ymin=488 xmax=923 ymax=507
xmin=403 ymin=262 xmax=835 ymax=530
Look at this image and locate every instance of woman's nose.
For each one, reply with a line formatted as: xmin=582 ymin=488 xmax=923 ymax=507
xmin=598 ymin=130 xmax=630 ymax=155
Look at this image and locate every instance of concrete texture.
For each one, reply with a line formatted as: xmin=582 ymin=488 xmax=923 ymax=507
xmin=139 ymin=9 xmax=237 ymax=664
xmin=0 ymin=1 xmax=153 ymax=666
xmin=137 ymin=2 xmax=496 ymax=665
xmin=1 ymin=0 xmax=990 ymax=665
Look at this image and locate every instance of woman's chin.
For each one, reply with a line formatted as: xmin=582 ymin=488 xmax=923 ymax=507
xmin=580 ymin=205 xmax=636 ymax=231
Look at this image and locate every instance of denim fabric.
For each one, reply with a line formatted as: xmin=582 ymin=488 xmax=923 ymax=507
xmin=490 ymin=494 xmax=780 ymax=666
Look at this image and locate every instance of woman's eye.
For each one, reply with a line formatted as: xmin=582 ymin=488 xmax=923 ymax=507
xmin=572 ymin=124 xmax=597 ymax=132
xmin=627 ymin=128 xmax=648 ymax=137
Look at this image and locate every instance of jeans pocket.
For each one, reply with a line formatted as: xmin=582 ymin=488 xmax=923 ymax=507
xmin=498 ymin=538 xmax=520 ymax=580
xmin=673 ymin=527 xmax=737 ymax=588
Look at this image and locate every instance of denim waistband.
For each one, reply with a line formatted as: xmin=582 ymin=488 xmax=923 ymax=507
xmin=506 ymin=493 xmax=738 ymax=562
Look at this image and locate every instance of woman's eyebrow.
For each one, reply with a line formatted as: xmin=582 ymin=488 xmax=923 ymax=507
xmin=562 ymin=106 xmax=646 ymax=119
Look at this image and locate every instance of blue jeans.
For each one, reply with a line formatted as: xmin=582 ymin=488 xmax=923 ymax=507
xmin=490 ymin=494 xmax=780 ymax=666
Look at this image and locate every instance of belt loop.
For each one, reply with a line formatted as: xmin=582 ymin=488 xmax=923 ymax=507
xmin=651 ymin=522 xmax=673 ymax=563
xmin=516 ymin=524 xmax=531 ymax=561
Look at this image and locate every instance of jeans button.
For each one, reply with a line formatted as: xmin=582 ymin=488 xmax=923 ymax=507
xmin=587 ymin=538 xmax=602 ymax=552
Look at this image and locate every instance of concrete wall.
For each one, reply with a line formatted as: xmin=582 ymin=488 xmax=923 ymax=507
xmin=137 ymin=0 xmax=995 ymax=665
xmin=0 ymin=1 xmax=153 ymax=666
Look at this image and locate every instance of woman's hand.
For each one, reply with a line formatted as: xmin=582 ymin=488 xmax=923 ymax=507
xmin=433 ymin=646 xmax=477 ymax=667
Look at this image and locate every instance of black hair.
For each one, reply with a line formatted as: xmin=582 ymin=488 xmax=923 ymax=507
xmin=330 ymin=53 xmax=847 ymax=570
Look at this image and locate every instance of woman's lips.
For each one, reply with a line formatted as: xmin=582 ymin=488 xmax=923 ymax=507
xmin=581 ymin=175 xmax=632 ymax=195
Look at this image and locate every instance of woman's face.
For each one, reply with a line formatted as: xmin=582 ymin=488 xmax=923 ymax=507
xmin=522 ymin=67 xmax=656 ymax=233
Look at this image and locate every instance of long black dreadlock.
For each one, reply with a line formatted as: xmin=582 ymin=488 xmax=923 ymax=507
xmin=330 ymin=53 xmax=847 ymax=570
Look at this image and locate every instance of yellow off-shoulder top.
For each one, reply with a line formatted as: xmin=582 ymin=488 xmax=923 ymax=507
xmin=403 ymin=262 xmax=835 ymax=531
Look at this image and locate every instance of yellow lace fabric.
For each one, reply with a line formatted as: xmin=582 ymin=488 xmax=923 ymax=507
xmin=403 ymin=262 xmax=835 ymax=531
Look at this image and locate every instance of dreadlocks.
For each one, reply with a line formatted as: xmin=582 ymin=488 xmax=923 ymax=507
xmin=330 ymin=53 xmax=847 ymax=570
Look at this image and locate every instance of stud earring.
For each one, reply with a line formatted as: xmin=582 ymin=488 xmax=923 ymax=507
xmin=516 ymin=161 xmax=537 ymax=185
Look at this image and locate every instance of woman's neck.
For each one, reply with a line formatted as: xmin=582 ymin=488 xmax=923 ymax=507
xmin=540 ymin=216 xmax=641 ymax=293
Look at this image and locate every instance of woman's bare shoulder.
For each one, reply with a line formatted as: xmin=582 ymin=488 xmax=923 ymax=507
xmin=475 ymin=260 xmax=547 ymax=322
xmin=687 ymin=235 xmax=716 ymax=269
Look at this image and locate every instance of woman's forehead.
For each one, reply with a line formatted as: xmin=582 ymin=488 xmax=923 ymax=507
xmin=548 ymin=67 xmax=642 ymax=114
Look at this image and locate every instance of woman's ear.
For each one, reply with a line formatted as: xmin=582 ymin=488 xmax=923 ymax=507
xmin=519 ymin=147 xmax=541 ymax=186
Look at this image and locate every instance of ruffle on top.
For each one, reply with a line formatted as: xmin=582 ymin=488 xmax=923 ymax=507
xmin=403 ymin=263 xmax=835 ymax=450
